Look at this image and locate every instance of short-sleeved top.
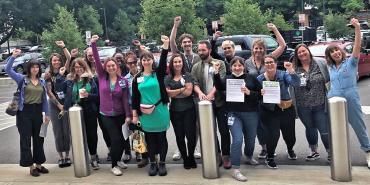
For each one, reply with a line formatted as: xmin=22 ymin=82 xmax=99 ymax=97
xmin=328 ymin=56 xmax=358 ymax=98
xmin=138 ymin=73 xmax=170 ymax=132
xmin=164 ymin=72 xmax=195 ymax=112
xmin=245 ymin=58 xmax=265 ymax=79
xmin=294 ymin=61 xmax=326 ymax=107
xmin=24 ymin=82 xmax=43 ymax=104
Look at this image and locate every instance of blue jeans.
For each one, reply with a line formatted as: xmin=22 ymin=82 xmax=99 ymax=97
xmin=229 ymin=111 xmax=259 ymax=168
xmin=297 ymin=104 xmax=330 ymax=151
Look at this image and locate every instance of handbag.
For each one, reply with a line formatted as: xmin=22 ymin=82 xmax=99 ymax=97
xmin=132 ymin=124 xmax=147 ymax=154
xmin=5 ymin=82 xmax=22 ymax=116
xmin=140 ymin=99 xmax=161 ymax=114
xmin=278 ymin=100 xmax=293 ymax=110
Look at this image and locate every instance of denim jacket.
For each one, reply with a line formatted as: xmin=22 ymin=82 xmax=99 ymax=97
xmin=5 ymin=56 xmax=49 ymax=115
xmin=257 ymin=70 xmax=300 ymax=110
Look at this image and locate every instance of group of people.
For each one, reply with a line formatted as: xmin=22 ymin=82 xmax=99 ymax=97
xmin=5 ymin=16 xmax=370 ymax=181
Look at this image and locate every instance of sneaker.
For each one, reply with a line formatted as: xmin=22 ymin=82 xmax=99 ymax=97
xmin=106 ymin=152 xmax=111 ymax=162
xmin=172 ymin=150 xmax=181 ymax=161
xmin=122 ymin=154 xmax=132 ymax=163
xmin=258 ymin=150 xmax=267 ymax=159
xmin=136 ymin=153 xmax=142 ymax=162
xmin=91 ymin=159 xmax=100 ymax=170
xmin=36 ymin=166 xmax=49 ymax=174
xmin=158 ymin=162 xmax=167 ymax=176
xmin=232 ymin=169 xmax=248 ymax=182
xmin=58 ymin=159 xmax=64 ymax=168
xmin=366 ymin=152 xmax=370 ymax=169
xmin=265 ymin=158 xmax=278 ymax=169
xmin=188 ymin=156 xmax=197 ymax=169
xmin=111 ymin=166 xmax=123 ymax=176
xmin=117 ymin=161 xmax=128 ymax=169
xmin=148 ymin=162 xmax=158 ymax=176
xmin=287 ymin=150 xmax=297 ymax=160
xmin=306 ymin=152 xmax=320 ymax=161
xmin=245 ymin=157 xmax=259 ymax=165
xmin=64 ymin=158 xmax=72 ymax=167
xmin=194 ymin=148 xmax=201 ymax=159
xmin=96 ymin=154 xmax=100 ymax=163
xmin=30 ymin=168 xmax=40 ymax=177
xmin=138 ymin=158 xmax=149 ymax=168
xmin=222 ymin=156 xmax=232 ymax=169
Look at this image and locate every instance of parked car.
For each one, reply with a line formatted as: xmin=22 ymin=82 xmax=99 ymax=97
xmin=97 ymin=46 xmax=117 ymax=62
xmin=214 ymin=35 xmax=294 ymax=70
xmin=308 ymin=41 xmax=370 ymax=78
xmin=0 ymin=52 xmax=48 ymax=75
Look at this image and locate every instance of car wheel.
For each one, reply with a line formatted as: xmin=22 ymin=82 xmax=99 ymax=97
xmin=16 ymin=66 xmax=24 ymax=74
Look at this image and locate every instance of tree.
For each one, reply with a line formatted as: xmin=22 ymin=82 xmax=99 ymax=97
xmin=257 ymin=0 xmax=297 ymax=20
xmin=77 ymin=5 xmax=103 ymax=35
xmin=109 ymin=9 xmax=136 ymax=44
xmin=324 ymin=11 xmax=351 ymax=39
xmin=264 ymin=10 xmax=294 ymax=31
xmin=139 ymin=0 xmax=204 ymax=42
xmin=223 ymin=0 xmax=268 ymax=35
xmin=342 ymin=0 xmax=364 ymax=14
xmin=41 ymin=5 xmax=85 ymax=58
xmin=196 ymin=0 xmax=225 ymax=22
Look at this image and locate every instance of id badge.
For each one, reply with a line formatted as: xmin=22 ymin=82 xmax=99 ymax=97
xmin=300 ymin=77 xmax=307 ymax=87
xmin=119 ymin=79 xmax=126 ymax=88
xmin=227 ymin=115 xmax=235 ymax=126
xmin=180 ymin=77 xmax=185 ymax=86
xmin=56 ymin=91 xmax=65 ymax=99
xmin=209 ymin=66 xmax=214 ymax=75
xmin=137 ymin=77 xmax=144 ymax=83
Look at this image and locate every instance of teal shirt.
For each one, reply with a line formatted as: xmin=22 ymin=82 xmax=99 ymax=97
xmin=72 ymin=80 xmax=92 ymax=103
xmin=138 ymin=73 xmax=170 ymax=132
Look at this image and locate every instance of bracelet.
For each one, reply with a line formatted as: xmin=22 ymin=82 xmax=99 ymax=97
xmin=62 ymin=46 xmax=66 ymax=49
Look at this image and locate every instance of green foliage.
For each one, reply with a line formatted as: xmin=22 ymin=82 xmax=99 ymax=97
xmin=264 ymin=10 xmax=293 ymax=31
xmin=341 ymin=0 xmax=364 ymax=14
xmin=77 ymin=5 xmax=103 ymax=35
xmin=41 ymin=5 xmax=84 ymax=59
xmin=223 ymin=0 xmax=268 ymax=35
xmin=196 ymin=0 xmax=225 ymax=21
xmin=258 ymin=0 xmax=297 ymax=20
xmin=324 ymin=11 xmax=350 ymax=39
xmin=139 ymin=0 xmax=204 ymax=42
xmin=109 ymin=9 xmax=136 ymax=44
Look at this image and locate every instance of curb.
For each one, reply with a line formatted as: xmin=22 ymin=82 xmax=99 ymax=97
xmin=0 ymin=77 xmax=15 ymax=86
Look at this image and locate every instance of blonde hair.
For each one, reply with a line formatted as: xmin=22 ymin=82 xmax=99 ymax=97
xmin=221 ymin=40 xmax=235 ymax=49
xmin=68 ymin=57 xmax=93 ymax=81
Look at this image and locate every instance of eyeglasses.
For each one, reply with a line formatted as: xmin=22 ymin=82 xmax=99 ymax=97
xmin=264 ymin=61 xmax=275 ymax=65
xmin=127 ymin=61 xmax=137 ymax=65
xmin=87 ymin=55 xmax=93 ymax=57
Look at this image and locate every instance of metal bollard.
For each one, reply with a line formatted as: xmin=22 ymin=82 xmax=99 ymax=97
xmin=198 ymin=100 xmax=219 ymax=179
xmin=328 ymin=97 xmax=351 ymax=182
xmin=69 ymin=105 xmax=90 ymax=178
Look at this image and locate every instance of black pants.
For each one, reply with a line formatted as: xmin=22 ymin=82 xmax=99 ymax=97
xmin=170 ymin=108 xmax=197 ymax=158
xmin=144 ymin=131 xmax=168 ymax=163
xmin=101 ymin=114 xmax=127 ymax=168
xmin=97 ymin=113 xmax=111 ymax=148
xmin=214 ymin=105 xmax=231 ymax=156
xmin=261 ymin=106 xmax=296 ymax=159
xmin=16 ymin=104 xmax=46 ymax=167
xmin=83 ymin=109 xmax=98 ymax=156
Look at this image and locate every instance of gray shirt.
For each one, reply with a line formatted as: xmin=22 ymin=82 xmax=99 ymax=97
xmin=245 ymin=58 xmax=265 ymax=79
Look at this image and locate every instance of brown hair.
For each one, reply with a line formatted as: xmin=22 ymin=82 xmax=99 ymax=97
xmin=251 ymin=39 xmax=267 ymax=56
xmin=69 ymin=57 xmax=93 ymax=82
xmin=139 ymin=51 xmax=156 ymax=71
xmin=48 ymin=53 xmax=63 ymax=73
xmin=293 ymin=44 xmax=313 ymax=68
xmin=325 ymin=44 xmax=347 ymax=66
xmin=178 ymin=33 xmax=194 ymax=44
xmin=168 ymin=53 xmax=186 ymax=77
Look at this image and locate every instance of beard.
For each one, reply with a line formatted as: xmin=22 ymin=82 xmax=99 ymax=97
xmin=199 ymin=52 xmax=210 ymax=60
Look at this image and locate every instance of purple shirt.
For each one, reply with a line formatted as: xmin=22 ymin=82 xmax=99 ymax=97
xmin=91 ymin=43 xmax=132 ymax=117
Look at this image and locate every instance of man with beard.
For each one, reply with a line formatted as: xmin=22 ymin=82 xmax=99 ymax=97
xmin=170 ymin=16 xmax=201 ymax=73
xmin=191 ymin=40 xmax=232 ymax=169
xmin=170 ymin=16 xmax=202 ymax=161
xmin=210 ymin=31 xmax=236 ymax=75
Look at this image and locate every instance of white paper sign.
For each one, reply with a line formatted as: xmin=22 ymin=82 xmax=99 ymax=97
xmin=226 ymin=79 xmax=245 ymax=102
xmin=262 ymin=81 xmax=280 ymax=104
xmin=122 ymin=122 xmax=132 ymax=140
xmin=39 ymin=122 xmax=49 ymax=138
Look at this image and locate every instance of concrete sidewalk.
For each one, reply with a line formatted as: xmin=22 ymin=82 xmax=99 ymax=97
xmin=0 ymin=164 xmax=369 ymax=185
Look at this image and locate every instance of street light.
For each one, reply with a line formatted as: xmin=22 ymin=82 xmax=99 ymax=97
xmin=100 ymin=8 xmax=109 ymax=43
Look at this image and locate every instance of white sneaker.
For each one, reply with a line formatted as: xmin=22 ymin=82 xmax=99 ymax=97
xmin=232 ymin=169 xmax=248 ymax=182
xmin=172 ymin=150 xmax=181 ymax=161
xmin=194 ymin=148 xmax=201 ymax=159
xmin=245 ymin=157 xmax=259 ymax=165
xmin=117 ymin=161 xmax=128 ymax=169
xmin=367 ymin=152 xmax=370 ymax=169
xmin=111 ymin=166 xmax=122 ymax=176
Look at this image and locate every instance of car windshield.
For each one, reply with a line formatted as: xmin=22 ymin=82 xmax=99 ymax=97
xmin=309 ymin=45 xmax=327 ymax=56
xmin=98 ymin=47 xmax=116 ymax=58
